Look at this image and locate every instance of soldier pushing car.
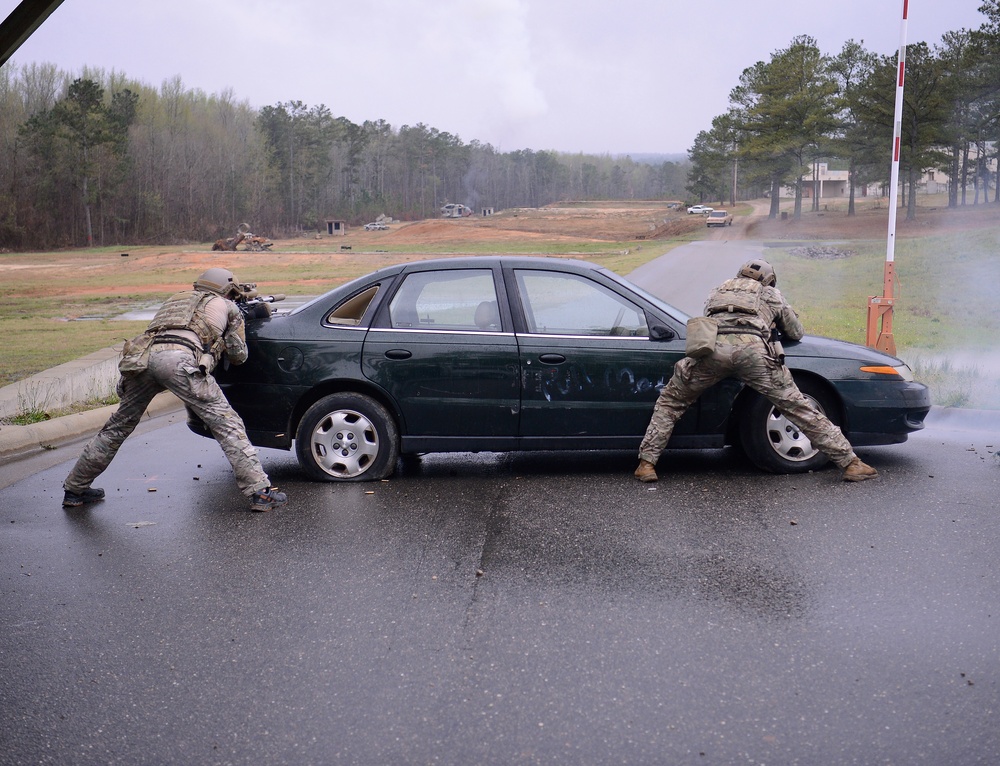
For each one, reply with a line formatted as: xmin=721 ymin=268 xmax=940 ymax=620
xmin=635 ymin=259 xmax=879 ymax=484
xmin=62 ymin=268 xmax=288 ymax=512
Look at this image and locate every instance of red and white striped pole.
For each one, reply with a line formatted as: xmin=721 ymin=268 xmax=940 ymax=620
xmin=867 ymin=0 xmax=908 ymax=354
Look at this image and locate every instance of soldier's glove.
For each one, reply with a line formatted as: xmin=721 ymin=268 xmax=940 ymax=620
xmin=245 ymin=301 xmax=271 ymax=320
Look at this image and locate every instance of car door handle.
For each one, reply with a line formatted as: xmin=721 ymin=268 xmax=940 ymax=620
xmin=384 ymin=349 xmax=412 ymax=360
xmin=538 ymin=353 xmax=566 ymax=365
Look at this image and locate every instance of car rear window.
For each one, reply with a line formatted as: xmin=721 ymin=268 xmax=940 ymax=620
xmin=325 ymin=284 xmax=380 ymax=326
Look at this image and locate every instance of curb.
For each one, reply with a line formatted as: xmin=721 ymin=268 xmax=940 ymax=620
xmin=0 ymin=346 xmax=123 ymax=420
xmin=0 ymin=392 xmax=182 ymax=465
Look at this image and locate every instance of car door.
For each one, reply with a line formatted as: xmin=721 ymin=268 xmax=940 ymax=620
xmin=361 ymin=266 xmax=520 ymax=449
xmin=509 ymin=267 xmax=696 ymax=448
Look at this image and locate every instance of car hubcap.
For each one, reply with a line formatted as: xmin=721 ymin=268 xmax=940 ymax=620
xmin=310 ymin=409 xmax=379 ymax=478
xmin=764 ymin=396 xmax=822 ymax=463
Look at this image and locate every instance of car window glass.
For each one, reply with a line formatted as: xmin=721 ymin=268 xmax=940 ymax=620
xmin=389 ymin=269 xmax=500 ymax=331
xmin=515 ymin=270 xmax=648 ymax=337
xmin=325 ymin=284 xmax=380 ymax=326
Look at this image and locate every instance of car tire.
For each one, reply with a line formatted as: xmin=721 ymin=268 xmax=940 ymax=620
xmin=295 ymin=393 xmax=399 ymax=482
xmin=738 ymin=379 xmax=840 ymax=474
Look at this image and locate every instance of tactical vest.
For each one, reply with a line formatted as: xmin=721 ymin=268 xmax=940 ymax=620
xmin=705 ymin=277 xmax=763 ymax=316
xmin=147 ymin=290 xmax=218 ymax=352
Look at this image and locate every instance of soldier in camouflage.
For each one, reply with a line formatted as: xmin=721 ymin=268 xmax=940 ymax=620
xmin=62 ymin=268 xmax=288 ymax=512
xmin=635 ymin=259 xmax=878 ymax=484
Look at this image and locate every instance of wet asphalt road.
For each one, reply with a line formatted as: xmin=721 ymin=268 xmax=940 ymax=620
xmin=2 ymin=411 xmax=999 ymax=765
xmin=3 ymin=240 xmax=1000 ymax=764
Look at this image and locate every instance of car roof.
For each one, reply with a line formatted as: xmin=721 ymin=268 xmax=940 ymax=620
xmin=352 ymin=255 xmax=609 ymax=281
xmin=415 ymin=255 xmax=603 ymax=270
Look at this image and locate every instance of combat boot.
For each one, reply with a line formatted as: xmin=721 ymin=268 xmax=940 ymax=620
xmin=250 ymin=487 xmax=288 ymax=512
xmin=62 ymin=487 xmax=105 ymax=508
xmin=634 ymin=460 xmax=658 ymax=483
xmin=842 ymin=457 xmax=878 ymax=482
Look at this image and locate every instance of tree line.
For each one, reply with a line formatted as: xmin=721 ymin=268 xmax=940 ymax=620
xmin=7 ymin=4 xmax=999 ymax=249
xmin=688 ymin=1 xmax=1000 ymax=220
xmin=0 ymin=65 xmax=688 ymax=250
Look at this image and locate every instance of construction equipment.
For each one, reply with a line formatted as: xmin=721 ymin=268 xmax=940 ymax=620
xmin=212 ymin=223 xmax=273 ymax=252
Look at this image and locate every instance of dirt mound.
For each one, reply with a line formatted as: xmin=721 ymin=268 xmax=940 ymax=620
xmin=788 ymin=245 xmax=857 ymax=259
xmin=640 ymin=217 xmax=705 ymax=240
xmin=387 ymin=204 xmax=686 ymax=243
xmin=388 ymin=218 xmax=561 ymax=243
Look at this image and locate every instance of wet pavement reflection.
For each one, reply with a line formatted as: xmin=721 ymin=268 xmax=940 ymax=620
xmin=2 ymin=420 xmax=999 ymax=764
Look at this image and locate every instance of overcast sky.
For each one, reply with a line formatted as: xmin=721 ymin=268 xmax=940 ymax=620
xmin=1 ymin=0 xmax=990 ymax=155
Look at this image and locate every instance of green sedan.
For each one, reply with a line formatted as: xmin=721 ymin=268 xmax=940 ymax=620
xmin=190 ymin=257 xmax=931 ymax=482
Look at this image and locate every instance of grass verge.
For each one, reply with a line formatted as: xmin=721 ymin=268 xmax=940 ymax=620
xmin=764 ymin=225 xmax=1000 ymax=408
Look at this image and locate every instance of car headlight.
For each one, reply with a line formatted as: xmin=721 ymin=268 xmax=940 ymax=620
xmin=860 ymin=364 xmax=914 ymax=381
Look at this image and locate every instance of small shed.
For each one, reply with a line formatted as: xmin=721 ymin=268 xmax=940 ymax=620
xmin=325 ymin=219 xmax=347 ymax=236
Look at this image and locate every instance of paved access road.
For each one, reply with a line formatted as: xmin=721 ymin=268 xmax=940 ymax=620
xmin=2 ymin=241 xmax=998 ymax=764
xmin=2 ymin=411 xmax=998 ymax=765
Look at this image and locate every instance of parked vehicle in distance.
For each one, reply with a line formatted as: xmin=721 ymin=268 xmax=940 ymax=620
xmin=364 ymin=221 xmax=388 ymax=231
xmin=687 ymin=205 xmax=714 ymax=215
xmin=706 ymin=210 xmax=733 ymax=227
xmin=190 ymin=256 xmax=931 ymax=482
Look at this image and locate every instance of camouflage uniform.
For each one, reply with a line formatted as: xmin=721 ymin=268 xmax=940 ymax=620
xmin=63 ymin=290 xmax=271 ymax=498
xmin=638 ymin=278 xmax=857 ymax=470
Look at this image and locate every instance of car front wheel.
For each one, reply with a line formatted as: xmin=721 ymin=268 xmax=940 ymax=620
xmin=739 ymin=380 xmax=839 ymax=474
xmin=295 ymin=393 xmax=399 ymax=481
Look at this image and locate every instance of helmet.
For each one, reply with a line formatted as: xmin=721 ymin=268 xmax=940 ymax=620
xmin=194 ymin=267 xmax=240 ymax=298
xmin=737 ymin=259 xmax=776 ymax=287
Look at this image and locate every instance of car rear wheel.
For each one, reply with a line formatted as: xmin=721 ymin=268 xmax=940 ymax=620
xmin=739 ymin=380 xmax=839 ymax=474
xmin=295 ymin=393 xmax=399 ymax=481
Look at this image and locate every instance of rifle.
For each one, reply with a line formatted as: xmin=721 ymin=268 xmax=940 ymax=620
xmin=235 ymin=282 xmax=285 ymax=320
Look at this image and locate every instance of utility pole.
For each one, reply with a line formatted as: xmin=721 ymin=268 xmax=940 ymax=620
xmin=731 ymin=153 xmax=738 ymax=207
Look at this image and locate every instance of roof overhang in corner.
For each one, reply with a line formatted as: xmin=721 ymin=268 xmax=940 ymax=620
xmin=0 ymin=0 xmax=67 ymax=68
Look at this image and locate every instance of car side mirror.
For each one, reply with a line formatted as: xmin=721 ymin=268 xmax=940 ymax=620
xmin=649 ymin=325 xmax=676 ymax=341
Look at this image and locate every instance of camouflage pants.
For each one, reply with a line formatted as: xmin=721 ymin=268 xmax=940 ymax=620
xmin=638 ymin=334 xmax=856 ymax=468
xmin=64 ymin=348 xmax=270 ymax=496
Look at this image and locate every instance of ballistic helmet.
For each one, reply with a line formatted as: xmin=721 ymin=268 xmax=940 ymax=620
xmin=737 ymin=259 xmax=776 ymax=287
xmin=194 ymin=267 xmax=240 ymax=298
